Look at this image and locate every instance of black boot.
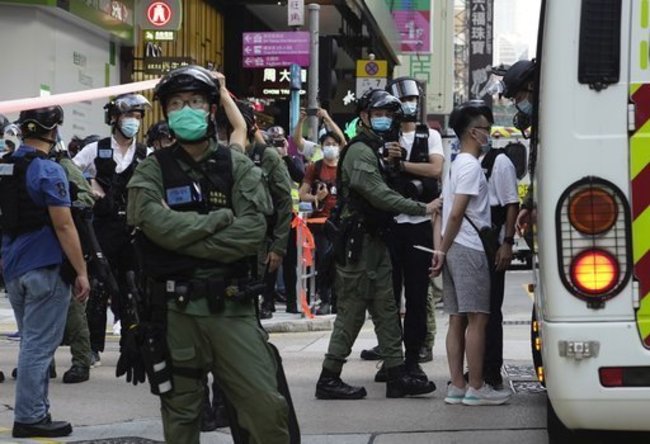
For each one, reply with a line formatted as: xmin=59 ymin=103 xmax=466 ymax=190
xmin=62 ymin=366 xmax=89 ymax=384
xmin=374 ymin=364 xmax=387 ymax=382
xmin=285 ymin=301 xmax=299 ymax=314
xmin=260 ymin=303 xmax=274 ymax=320
xmin=315 ymin=368 xmax=367 ymax=400
xmin=13 ymin=414 xmax=72 ymax=438
xmin=200 ymin=381 xmax=218 ymax=432
xmin=404 ymin=361 xmax=428 ymax=381
xmin=386 ymin=364 xmax=436 ymax=398
xmin=211 ymin=382 xmax=229 ymax=428
xmin=360 ymin=345 xmax=382 ymax=361
xmin=484 ymin=367 xmax=504 ymax=389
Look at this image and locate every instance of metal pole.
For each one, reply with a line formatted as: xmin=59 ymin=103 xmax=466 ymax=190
xmin=307 ymin=4 xmax=320 ymax=142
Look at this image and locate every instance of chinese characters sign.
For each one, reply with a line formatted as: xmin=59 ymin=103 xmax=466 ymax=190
xmin=469 ymin=0 xmax=494 ymax=99
xmin=242 ymin=32 xmax=310 ymax=68
xmin=143 ymin=57 xmax=194 ymax=75
xmin=386 ymin=0 xmax=431 ymax=54
xmin=287 ymin=0 xmax=304 ymax=27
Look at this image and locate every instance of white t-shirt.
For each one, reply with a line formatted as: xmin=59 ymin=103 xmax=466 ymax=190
xmin=441 ymin=152 xmax=490 ymax=252
xmin=395 ymin=128 xmax=445 ymax=224
xmin=72 ymin=136 xmax=138 ymax=178
xmin=486 ymin=152 xmax=519 ymax=242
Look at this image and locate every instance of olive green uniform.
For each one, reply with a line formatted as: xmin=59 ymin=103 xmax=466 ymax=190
xmin=127 ymin=141 xmax=289 ymax=444
xmin=249 ymin=144 xmax=293 ymax=277
xmin=58 ymin=156 xmax=93 ymax=370
xmin=323 ymin=129 xmax=428 ymax=374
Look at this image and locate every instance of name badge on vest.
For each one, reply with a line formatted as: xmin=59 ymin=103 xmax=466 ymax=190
xmin=415 ymin=132 xmax=428 ymax=139
xmin=0 ymin=164 xmax=15 ymax=176
xmin=98 ymin=148 xmax=113 ymax=159
xmin=166 ymin=185 xmax=193 ymax=206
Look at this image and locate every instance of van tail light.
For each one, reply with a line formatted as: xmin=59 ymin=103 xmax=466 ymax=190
xmin=556 ymin=177 xmax=632 ymax=307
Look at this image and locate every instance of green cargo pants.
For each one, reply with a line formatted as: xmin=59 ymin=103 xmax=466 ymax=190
xmin=161 ymin=304 xmax=290 ymax=444
xmin=63 ymin=296 xmax=91 ymax=368
xmin=323 ymin=235 xmax=404 ymax=373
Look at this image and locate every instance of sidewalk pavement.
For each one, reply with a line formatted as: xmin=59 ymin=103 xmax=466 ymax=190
xmin=0 ymin=292 xmax=336 ymax=337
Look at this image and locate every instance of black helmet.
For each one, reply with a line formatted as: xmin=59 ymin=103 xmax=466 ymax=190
xmin=104 ymin=94 xmax=151 ymax=125
xmin=386 ymin=77 xmax=422 ymax=100
xmin=154 ymin=65 xmax=220 ymax=113
xmin=146 ymin=120 xmax=172 ymax=146
xmin=19 ymin=106 xmax=64 ymax=135
xmin=357 ymin=89 xmax=402 ymax=115
xmin=502 ymin=59 xmax=536 ymax=99
xmin=266 ymin=125 xmax=286 ymax=140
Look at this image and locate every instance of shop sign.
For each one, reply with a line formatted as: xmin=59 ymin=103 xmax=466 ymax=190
xmin=137 ymin=0 xmax=182 ymax=31
xmin=143 ymin=56 xmax=194 ymax=75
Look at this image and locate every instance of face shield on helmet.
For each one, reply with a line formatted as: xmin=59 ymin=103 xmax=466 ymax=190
xmin=357 ymin=89 xmax=402 ymax=137
xmin=502 ymin=59 xmax=536 ymax=99
xmin=104 ymin=94 xmax=151 ymax=125
xmin=386 ymin=77 xmax=422 ymax=120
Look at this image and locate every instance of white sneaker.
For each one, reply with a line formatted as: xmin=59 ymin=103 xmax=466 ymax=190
xmin=444 ymin=384 xmax=467 ymax=404
xmin=112 ymin=320 xmax=121 ymax=336
xmin=462 ymin=384 xmax=511 ymax=406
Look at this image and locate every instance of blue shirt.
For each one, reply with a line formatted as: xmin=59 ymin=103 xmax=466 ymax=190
xmin=1 ymin=145 xmax=71 ymax=281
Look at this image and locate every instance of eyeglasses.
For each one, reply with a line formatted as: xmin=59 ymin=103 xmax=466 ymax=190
xmin=473 ymin=126 xmax=492 ymax=132
xmin=166 ymin=96 xmax=208 ymax=112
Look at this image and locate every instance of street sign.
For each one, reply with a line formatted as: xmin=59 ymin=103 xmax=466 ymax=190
xmin=143 ymin=30 xmax=176 ymax=41
xmin=143 ymin=56 xmax=194 ymax=75
xmin=137 ymin=0 xmax=182 ymax=31
xmin=242 ymin=32 xmax=310 ymax=68
xmin=288 ymin=0 xmax=304 ymax=27
xmin=355 ymin=59 xmax=388 ymax=97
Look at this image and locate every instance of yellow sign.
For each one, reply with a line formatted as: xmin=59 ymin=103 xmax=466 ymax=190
xmin=356 ymin=60 xmax=388 ymax=78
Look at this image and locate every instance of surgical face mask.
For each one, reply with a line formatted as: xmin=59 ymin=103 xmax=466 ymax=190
xmin=516 ymin=98 xmax=533 ymax=117
xmin=119 ymin=117 xmax=141 ymax=138
xmin=370 ymin=116 xmax=393 ymax=133
xmin=401 ymin=101 xmax=418 ymax=116
xmin=168 ymin=106 xmax=209 ymax=142
xmin=323 ymin=144 xmax=339 ymax=160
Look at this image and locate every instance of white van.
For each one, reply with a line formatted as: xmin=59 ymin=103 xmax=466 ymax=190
xmin=531 ymin=0 xmax=650 ymax=441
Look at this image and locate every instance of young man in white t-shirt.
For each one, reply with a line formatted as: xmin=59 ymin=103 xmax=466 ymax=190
xmin=431 ymin=101 xmax=511 ymax=406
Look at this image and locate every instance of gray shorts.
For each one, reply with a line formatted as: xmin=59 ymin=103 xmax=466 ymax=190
xmin=442 ymin=242 xmax=491 ymax=315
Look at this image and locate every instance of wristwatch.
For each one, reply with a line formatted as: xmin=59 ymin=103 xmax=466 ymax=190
xmin=503 ymin=236 xmax=515 ymax=245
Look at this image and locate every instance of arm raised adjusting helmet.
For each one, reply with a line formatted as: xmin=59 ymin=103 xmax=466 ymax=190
xmin=154 ymin=65 xmax=220 ymax=115
xmin=502 ymin=59 xmax=536 ymax=99
xmin=104 ymin=94 xmax=151 ymax=125
xmin=19 ymin=106 xmax=64 ymax=135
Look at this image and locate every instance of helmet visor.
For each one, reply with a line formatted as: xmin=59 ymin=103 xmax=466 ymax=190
xmin=113 ymin=94 xmax=151 ymax=113
xmin=388 ymin=79 xmax=420 ymax=100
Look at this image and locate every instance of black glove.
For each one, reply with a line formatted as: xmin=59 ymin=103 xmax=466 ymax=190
xmin=116 ymin=324 xmax=146 ymax=386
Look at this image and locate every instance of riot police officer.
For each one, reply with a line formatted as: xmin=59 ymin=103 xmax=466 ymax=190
xmin=371 ymin=77 xmax=444 ymax=369
xmin=73 ymin=93 xmax=151 ymax=364
xmin=315 ymin=89 xmax=439 ymax=400
xmin=124 ymin=65 xmax=290 ymax=443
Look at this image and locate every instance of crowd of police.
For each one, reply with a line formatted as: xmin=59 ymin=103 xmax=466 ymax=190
xmin=0 ymin=58 xmax=537 ymax=442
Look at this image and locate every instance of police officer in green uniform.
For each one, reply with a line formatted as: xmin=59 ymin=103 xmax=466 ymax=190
xmin=315 ymin=89 xmax=439 ymax=400
xmin=125 ymin=65 xmax=290 ymax=444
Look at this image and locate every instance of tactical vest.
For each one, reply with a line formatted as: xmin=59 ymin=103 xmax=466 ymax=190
xmin=136 ymin=145 xmax=248 ymax=281
xmin=393 ymin=124 xmax=440 ymax=203
xmin=0 ymin=151 xmax=51 ymax=237
xmin=335 ymin=131 xmax=394 ymax=236
xmin=94 ymin=137 xmax=146 ymax=215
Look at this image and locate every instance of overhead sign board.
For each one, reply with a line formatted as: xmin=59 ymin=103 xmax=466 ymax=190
xmin=137 ymin=0 xmax=182 ymax=31
xmin=143 ymin=56 xmax=194 ymax=75
xmin=386 ymin=0 xmax=432 ymax=54
xmin=242 ymin=32 xmax=310 ymax=68
xmin=288 ymin=0 xmax=305 ymax=27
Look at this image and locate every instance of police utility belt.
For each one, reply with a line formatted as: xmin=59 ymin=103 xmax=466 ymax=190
xmin=151 ymin=278 xmax=262 ymax=313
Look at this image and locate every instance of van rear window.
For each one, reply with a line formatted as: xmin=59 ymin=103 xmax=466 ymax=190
xmin=578 ymin=0 xmax=621 ymax=90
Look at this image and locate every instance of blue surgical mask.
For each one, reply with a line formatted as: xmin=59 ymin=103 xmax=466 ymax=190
xmin=516 ymin=99 xmax=533 ymax=116
xmin=371 ymin=116 xmax=393 ymax=133
xmin=401 ymin=101 xmax=418 ymax=116
xmin=168 ymin=107 xmax=209 ymax=142
xmin=119 ymin=117 xmax=140 ymax=138
xmin=323 ymin=145 xmax=339 ymax=160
